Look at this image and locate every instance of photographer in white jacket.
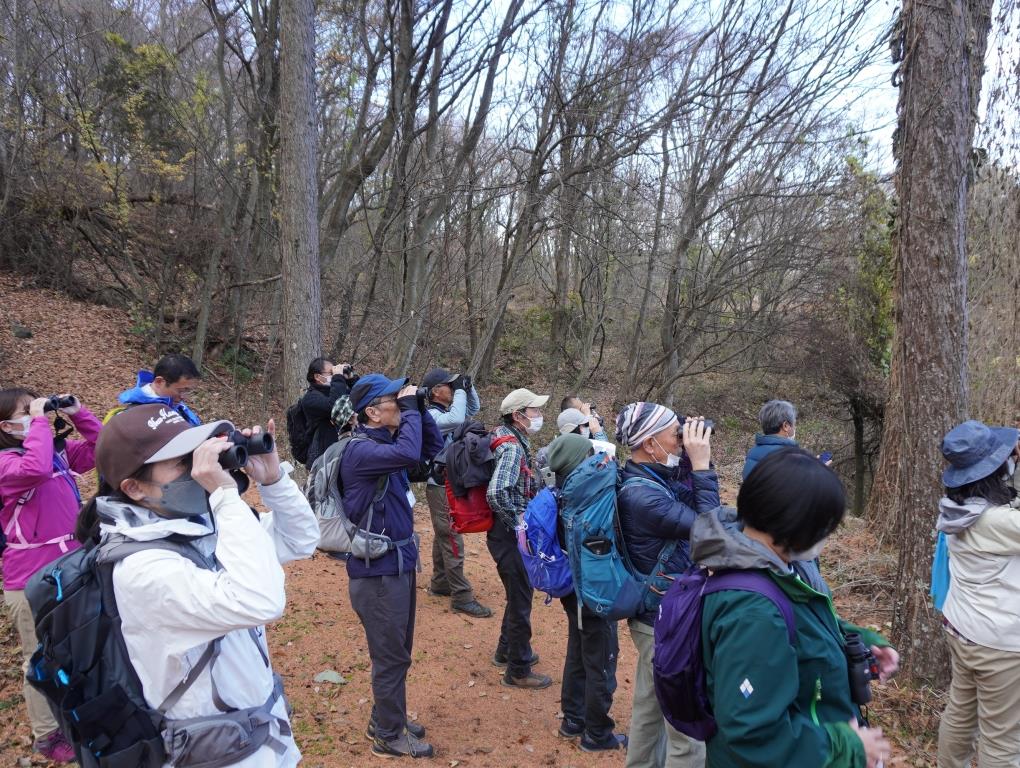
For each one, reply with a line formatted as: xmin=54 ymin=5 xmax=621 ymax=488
xmin=92 ymin=404 xmax=319 ymax=768
xmin=936 ymin=419 xmax=1020 ymax=768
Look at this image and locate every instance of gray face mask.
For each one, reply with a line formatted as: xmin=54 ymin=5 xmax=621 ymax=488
xmin=143 ymin=470 xmax=211 ymax=520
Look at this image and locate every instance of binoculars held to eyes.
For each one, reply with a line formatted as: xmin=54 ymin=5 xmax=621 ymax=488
xmin=43 ymin=395 xmax=76 ymax=413
xmin=217 ymin=430 xmax=275 ymax=471
xmin=679 ymin=415 xmax=716 ymax=435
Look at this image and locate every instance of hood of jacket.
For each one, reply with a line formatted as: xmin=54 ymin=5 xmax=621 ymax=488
xmin=937 ymin=496 xmax=989 ymax=534
xmin=690 ymin=506 xmax=791 ymax=576
xmin=96 ymin=496 xmax=216 ymax=557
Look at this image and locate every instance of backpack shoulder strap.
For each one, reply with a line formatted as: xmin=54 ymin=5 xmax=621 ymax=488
xmin=98 ymin=534 xmax=217 ymax=571
xmin=704 ymin=570 xmax=796 ymax=644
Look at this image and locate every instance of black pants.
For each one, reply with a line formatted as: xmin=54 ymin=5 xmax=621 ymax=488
xmin=485 ymin=520 xmax=535 ymax=678
xmin=349 ymin=572 xmax=417 ymax=741
xmin=559 ymin=592 xmax=619 ymax=743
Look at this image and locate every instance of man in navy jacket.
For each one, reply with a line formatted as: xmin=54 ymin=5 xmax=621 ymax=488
xmin=615 ymin=402 xmax=718 ymax=768
xmin=341 ymin=373 xmax=444 ymax=759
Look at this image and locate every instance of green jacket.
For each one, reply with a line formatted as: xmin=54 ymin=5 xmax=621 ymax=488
xmin=691 ymin=509 xmax=888 ymax=768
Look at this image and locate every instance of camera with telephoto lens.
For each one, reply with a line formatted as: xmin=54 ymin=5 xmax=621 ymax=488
xmin=844 ymin=632 xmax=880 ymax=705
xmin=43 ymin=395 xmax=76 ymax=413
xmin=414 ymin=387 xmax=428 ymax=412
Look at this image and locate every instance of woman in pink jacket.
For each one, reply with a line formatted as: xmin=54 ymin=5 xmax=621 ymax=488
xmin=1 ymin=388 xmax=101 ymax=763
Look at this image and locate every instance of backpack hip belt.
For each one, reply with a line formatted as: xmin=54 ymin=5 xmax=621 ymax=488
xmin=162 ymin=672 xmax=293 ymax=768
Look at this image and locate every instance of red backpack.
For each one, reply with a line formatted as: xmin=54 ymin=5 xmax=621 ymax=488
xmin=444 ymin=429 xmax=530 ymax=533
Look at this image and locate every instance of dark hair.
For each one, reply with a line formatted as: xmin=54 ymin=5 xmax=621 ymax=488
xmin=153 ymin=354 xmax=201 ymax=384
xmin=0 ymin=387 xmax=40 ymax=450
xmin=946 ymin=462 xmax=1012 ymax=506
xmin=76 ymin=464 xmax=155 ymax=544
xmin=737 ymin=447 xmax=846 ymax=553
xmin=502 ymin=412 xmax=518 ymax=427
xmin=560 ymin=395 xmax=579 ymax=412
xmin=306 ymin=357 xmax=333 ymax=385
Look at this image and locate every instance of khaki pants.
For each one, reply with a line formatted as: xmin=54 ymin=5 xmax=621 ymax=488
xmin=938 ymin=630 xmax=1020 ymax=767
xmin=3 ymin=589 xmax=59 ymax=739
xmin=625 ymin=620 xmax=705 ymax=768
xmin=425 ymin=483 xmax=475 ymax=606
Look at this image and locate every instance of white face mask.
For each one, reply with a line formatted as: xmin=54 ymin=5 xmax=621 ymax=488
xmin=653 ymin=437 xmax=682 ymax=468
xmin=2 ymin=415 xmax=31 ymax=439
xmin=1009 ymin=458 xmax=1017 ymax=478
xmin=526 ymin=415 xmax=543 ymax=434
xmin=579 ymin=427 xmax=591 ymax=439
xmin=789 ymin=538 xmax=827 ymax=562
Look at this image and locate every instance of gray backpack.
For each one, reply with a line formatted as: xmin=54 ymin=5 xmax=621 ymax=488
xmin=26 ymin=533 xmax=292 ymax=768
xmin=305 ymin=433 xmax=417 ymax=569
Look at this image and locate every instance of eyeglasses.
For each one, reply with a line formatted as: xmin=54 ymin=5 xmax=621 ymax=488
xmin=369 ymin=396 xmax=397 ymax=408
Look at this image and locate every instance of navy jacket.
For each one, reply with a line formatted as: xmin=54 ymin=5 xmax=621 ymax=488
xmin=617 ymin=459 xmax=720 ymax=624
xmin=741 ymin=434 xmax=798 ymax=480
xmin=340 ymin=397 xmax=443 ymax=578
xmin=300 ymin=374 xmax=355 ymax=468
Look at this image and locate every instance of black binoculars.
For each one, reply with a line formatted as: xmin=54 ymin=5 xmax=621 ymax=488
xmin=43 ymin=395 xmax=76 ymax=413
xmin=844 ymin=632 xmax=880 ymax=705
xmin=217 ymin=429 xmax=275 ymax=471
xmin=679 ymin=415 xmax=716 ymax=435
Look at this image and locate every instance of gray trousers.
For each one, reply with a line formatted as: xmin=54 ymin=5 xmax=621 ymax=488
xmin=426 ymin=483 xmax=475 ymax=605
xmin=626 ymin=620 xmax=705 ymax=768
xmin=349 ymin=572 xmax=417 ymax=741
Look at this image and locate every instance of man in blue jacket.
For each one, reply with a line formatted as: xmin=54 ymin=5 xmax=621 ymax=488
xmin=422 ymin=367 xmax=491 ymax=618
xmin=112 ymin=353 xmax=202 ymax=425
xmin=341 ymin=373 xmax=444 ymax=759
xmin=741 ymin=399 xmax=798 ymax=480
xmin=615 ymin=402 xmax=718 ymax=768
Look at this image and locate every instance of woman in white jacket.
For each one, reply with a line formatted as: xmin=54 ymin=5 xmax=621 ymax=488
xmin=90 ymin=404 xmax=319 ymax=768
xmin=937 ymin=419 xmax=1020 ymax=768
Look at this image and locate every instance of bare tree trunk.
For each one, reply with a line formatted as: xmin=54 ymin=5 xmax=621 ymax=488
xmin=866 ymin=0 xmax=993 ymax=683
xmin=279 ymin=0 xmax=322 ymax=405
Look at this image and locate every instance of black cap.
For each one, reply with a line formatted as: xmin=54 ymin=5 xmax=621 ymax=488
xmin=421 ymin=368 xmax=458 ymax=390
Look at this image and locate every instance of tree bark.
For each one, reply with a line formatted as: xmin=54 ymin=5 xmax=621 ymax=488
xmin=866 ymin=0 xmax=992 ymax=683
xmin=279 ymin=0 xmax=322 ymax=405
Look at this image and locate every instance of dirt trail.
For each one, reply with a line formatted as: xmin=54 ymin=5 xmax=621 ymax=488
xmin=0 ymin=281 xmax=924 ymax=766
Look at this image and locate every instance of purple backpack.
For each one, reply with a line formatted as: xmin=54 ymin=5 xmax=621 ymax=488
xmin=652 ymin=567 xmax=796 ymax=742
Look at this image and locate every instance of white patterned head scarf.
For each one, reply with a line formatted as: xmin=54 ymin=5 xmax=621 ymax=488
xmin=615 ymin=402 xmax=678 ymax=449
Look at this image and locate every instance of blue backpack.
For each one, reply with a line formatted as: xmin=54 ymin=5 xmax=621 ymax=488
xmin=652 ymin=567 xmax=796 ymax=742
xmin=517 ymin=487 xmax=574 ymax=600
xmin=559 ymin=453 xmax=676 ymax=621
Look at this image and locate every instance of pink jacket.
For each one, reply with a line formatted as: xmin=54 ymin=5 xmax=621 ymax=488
xmin=0 ymin=407 xmax=101 ymax=590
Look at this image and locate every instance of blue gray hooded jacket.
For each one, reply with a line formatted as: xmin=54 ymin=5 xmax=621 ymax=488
xmin=117 ymin=370 xmax=202 ymax=426
xmin=741 ymin=434 xmax=798 ymax=480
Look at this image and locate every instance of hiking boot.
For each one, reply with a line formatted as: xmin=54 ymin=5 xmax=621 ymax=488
xmin=491 ymin=650 xmax=539 ymax=668
xmin=426 ymin=586 xmax=451 ymax=597
xmin=371 ymin=730 xmax=434 ymax=759
xmin=580 ymin=733 xmax=628 ymax=752
xmin=557 ymin=719 xmax=584 ymax=739
xmin=452 ymin=600 xmax=492 ymax=618
xmin=34 ymin=730 xmax=75 ymax=763
xmin=501 ymin=670 xmax=552 ymax=690
xmin=366 ymin=716 xmax=426 ymax=741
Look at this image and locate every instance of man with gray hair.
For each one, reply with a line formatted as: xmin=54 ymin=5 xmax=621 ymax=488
xmin=741 ymin=399 xmax=798 ymax=480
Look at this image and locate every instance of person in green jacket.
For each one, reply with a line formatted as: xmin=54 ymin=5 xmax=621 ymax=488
xmin=690 ymin=447 xmax=898 ymax=768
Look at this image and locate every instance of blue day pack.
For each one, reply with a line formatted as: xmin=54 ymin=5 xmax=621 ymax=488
xmin=652 ymin=567 xmax=796 ymax=742
xmin=930 ymin=530 xmax=950 ymax=610
xmin=517 ymin=487 xmax=574 ymax=600
xmin=559 ymin=453 xmax=676 ymax=621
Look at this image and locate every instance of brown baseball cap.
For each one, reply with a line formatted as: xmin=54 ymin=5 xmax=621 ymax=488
xmin=96 ymin=404 xmax=234 ymax=489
